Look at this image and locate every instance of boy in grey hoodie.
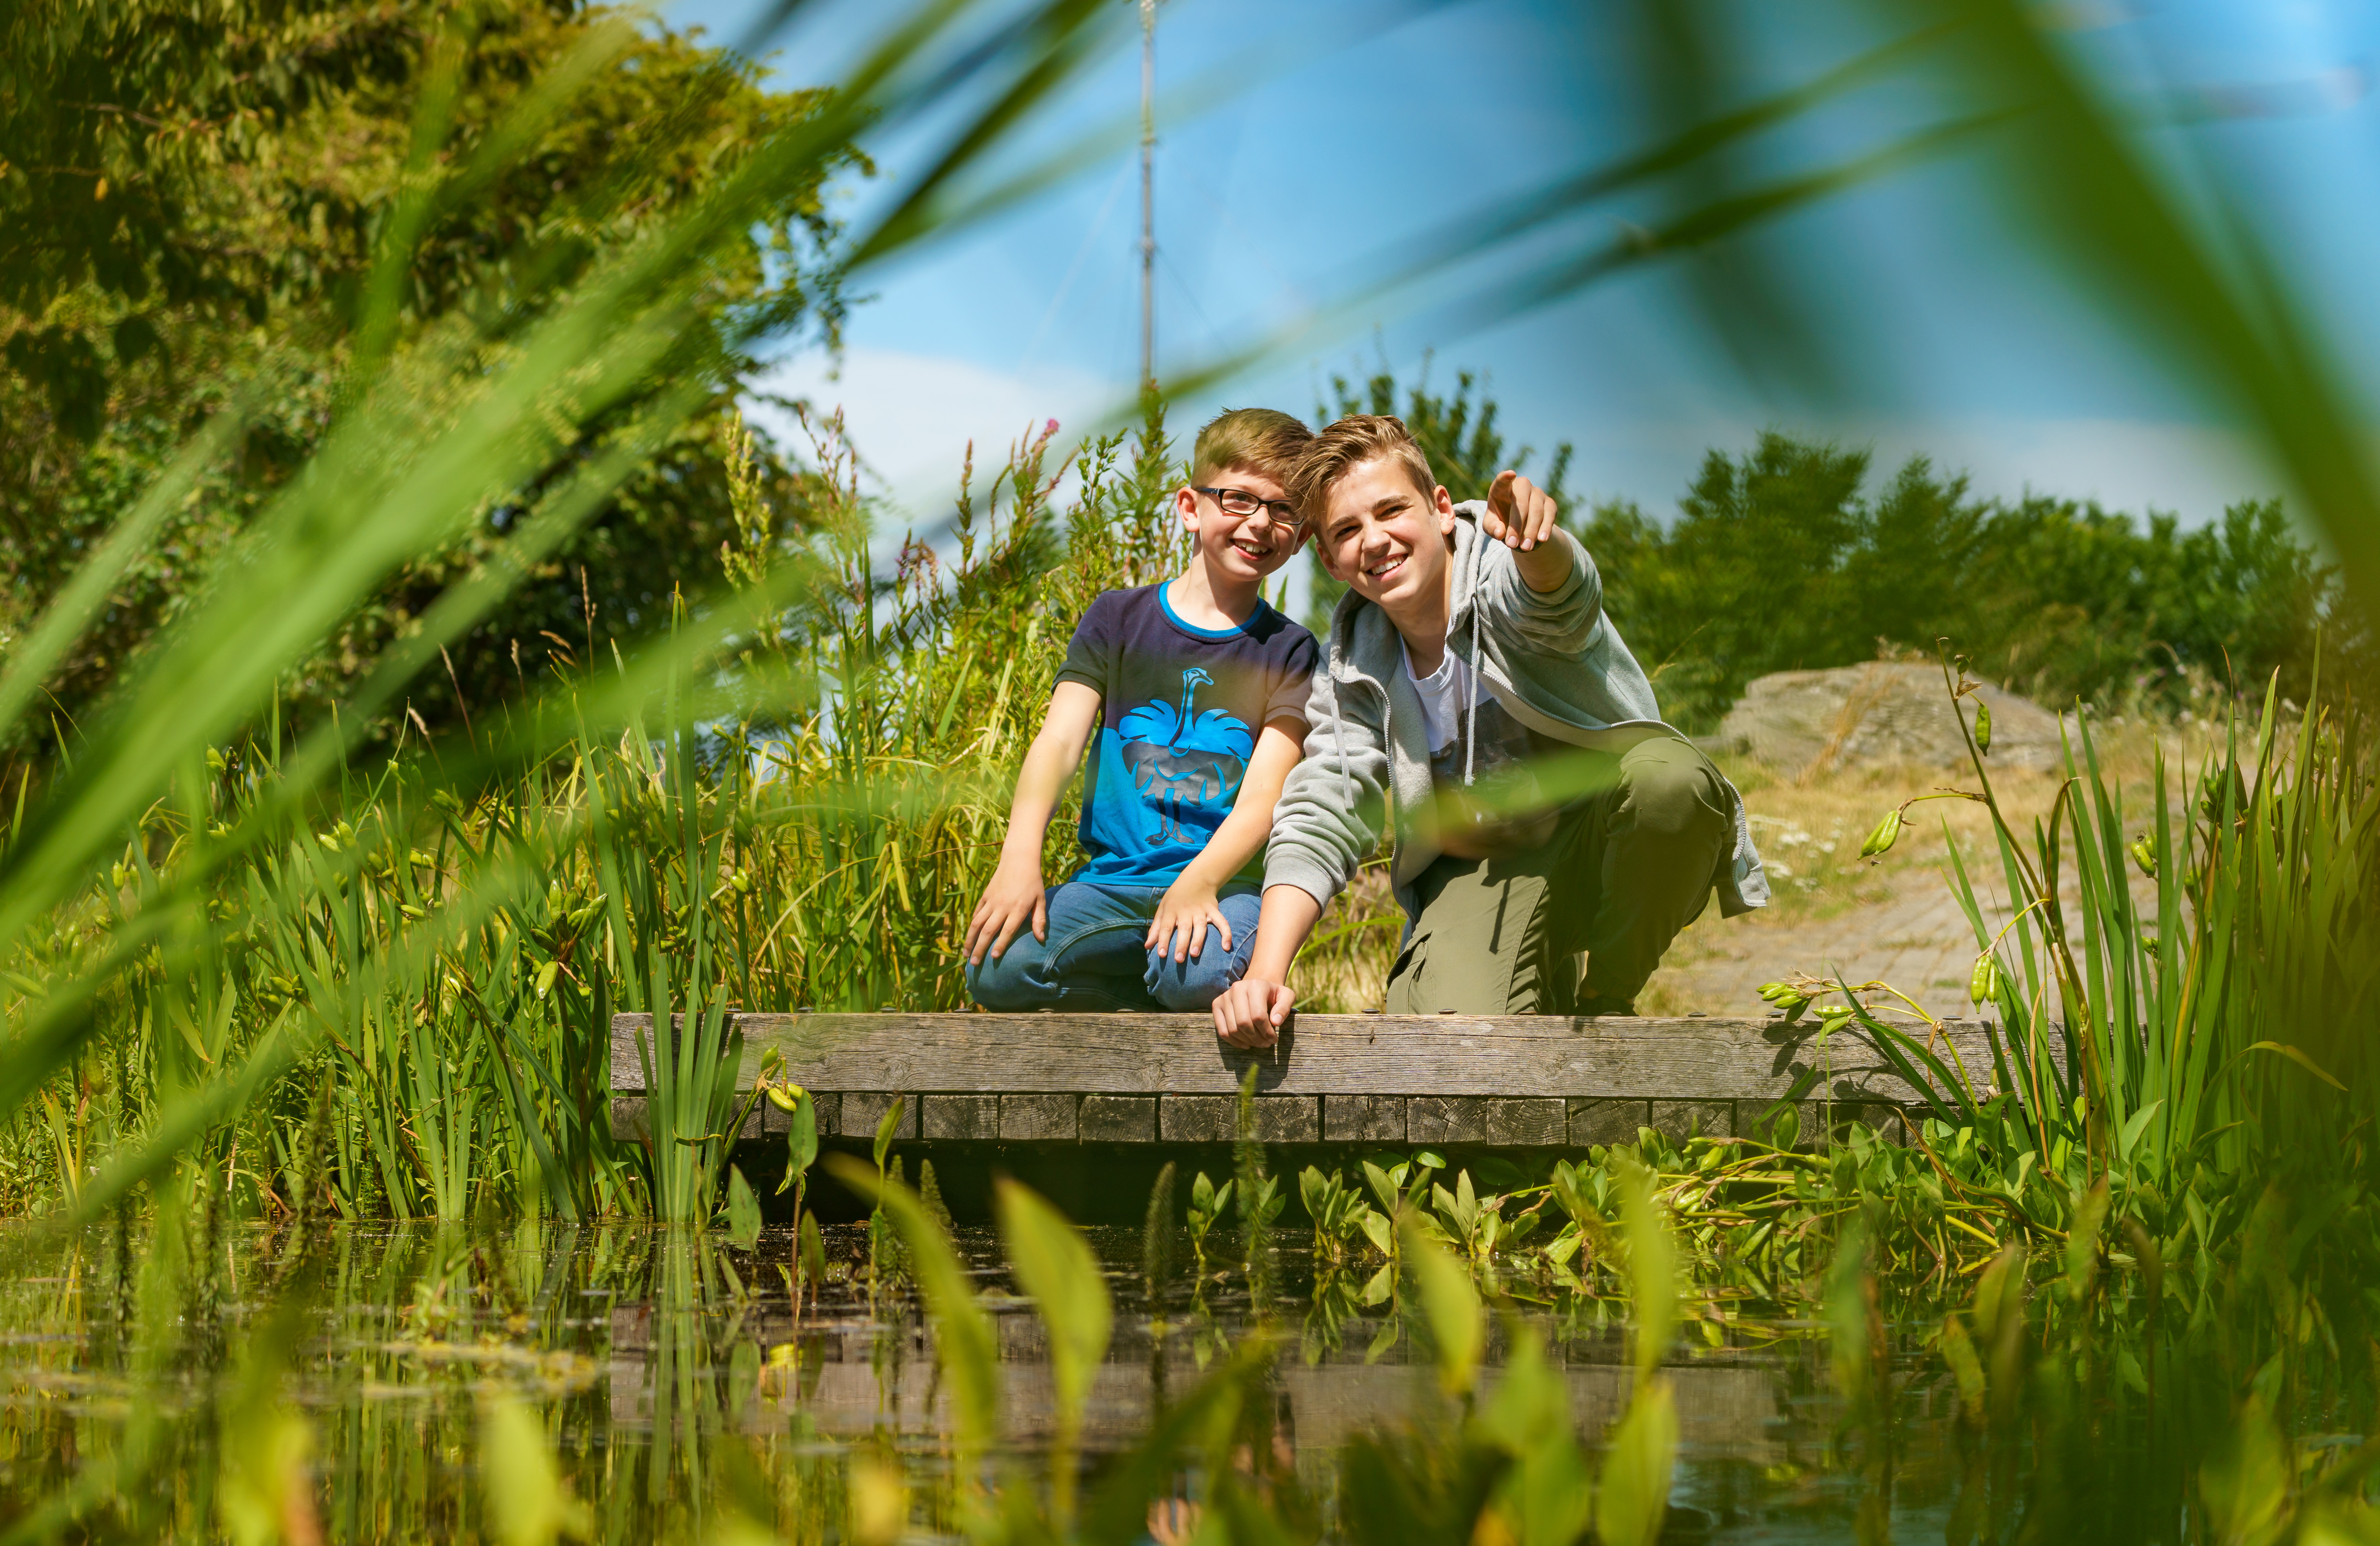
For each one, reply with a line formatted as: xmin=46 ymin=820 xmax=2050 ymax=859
xmin=1210 ymin=415 xmax=1767 ymax=1048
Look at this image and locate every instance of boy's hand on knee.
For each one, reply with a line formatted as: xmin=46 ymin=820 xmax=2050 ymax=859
xmin=964 ymin=861 xmax=1046 ymax=966
xmin=1148 ymin=877 xmax=1228 ymax=963
xmin=1213 ymin=978 xmax=1294 ymax=1049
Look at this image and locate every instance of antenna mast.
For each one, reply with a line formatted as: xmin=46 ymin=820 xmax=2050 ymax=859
xmin=1139 ymin=0 xmax=1156 ymax=391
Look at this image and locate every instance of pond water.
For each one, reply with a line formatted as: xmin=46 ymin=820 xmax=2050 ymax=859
xmin=0 ymin=1219 xmax=2020 ymax=1542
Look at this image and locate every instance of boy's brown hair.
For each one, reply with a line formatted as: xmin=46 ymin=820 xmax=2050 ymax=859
xmin=1288 ymin=414 xmax=1439 ymax=516
xmin=1190 ymin=407 xmax=1312 ymax=487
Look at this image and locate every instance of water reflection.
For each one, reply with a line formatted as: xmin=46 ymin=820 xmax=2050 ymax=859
xmin=0 ymin=1219 xmax=1981 ymax=1542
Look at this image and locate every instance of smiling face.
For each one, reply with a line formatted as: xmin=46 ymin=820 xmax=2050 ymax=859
xmin=1312 ymin=454 xmax=1456 ymax=616
xmin=1175 ymin=464 xmax=1306 ymax=581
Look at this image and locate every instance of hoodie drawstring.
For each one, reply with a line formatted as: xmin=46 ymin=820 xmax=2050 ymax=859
xmin=1460 ymin=527 xmax=1484 ymax=788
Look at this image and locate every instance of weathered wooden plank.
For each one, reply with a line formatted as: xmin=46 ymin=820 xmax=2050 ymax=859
xmin=922 ymin=1095 xmax=997 ymax=1141
xmin=609 ymin=1011 xmax=2025 ymax=1107
xmin=1000 ymin=1095 xmax=1079 ymax=1142
xmin=1485 ymin=1098 xmax=1567 ymax=1147
xmin=1568 ymin=1098 xmax=1648 ymax=1146
xmin=842 ymin=1092 xmax=915 ymax=1141
xmin=1323 ymin=1095 xmax=1405 ymax=1143
xmin=1408 ymin=1096 xmax=1489 ymax=1144
xmin=1252 ymin=1096 xmax=1320 ymax=1144
xmin=1649 ymin=1099 xmax=1734 ymax=1142
xmin=1080 ymin=1096 xmax=1156 ymax=1143
xmin=1159 ymin=1096 xmax=1234 ymax=1142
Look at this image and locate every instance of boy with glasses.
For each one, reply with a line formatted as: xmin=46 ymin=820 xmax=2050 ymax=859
xmin=964 ymin=408 xmax=1321 ymax=1011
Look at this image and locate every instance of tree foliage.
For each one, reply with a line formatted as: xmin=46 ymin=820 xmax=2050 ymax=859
xmin=1580 ymin=431 xmax=2340 ymax=730
xmin=1 ymin=0 xmax=860 ymax=755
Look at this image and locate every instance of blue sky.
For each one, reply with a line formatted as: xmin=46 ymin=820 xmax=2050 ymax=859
xmin=666 ymin=0 xmax=2380 ymax=535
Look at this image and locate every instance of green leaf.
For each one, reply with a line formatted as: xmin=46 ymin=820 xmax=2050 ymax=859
xmin=799 ymin=1211 xmax=827 ymax=1292
xmin=995 ymin=1177 xmax=1112 ymax=1521
xmin=724 ymin=1164 xmax=761 ymax=1251
xmin=995 ymin=1177 xmax=1113 ymax=1427
xmin=2116 ymin=1100 xmax=2163 ymax=1166
xmin=2247 ymin=1040 xmax=2349 ymax=1092
xmin=1617 ymin=1160 xmax=1675 ymax=1390
xmin=872 ymin=1096 xmax=905 ymax=1169
xmin=1594 ymin=1380 xmax=1676 ymax=1546
xmin=825 ymin=1155 xmax=998 ymax=1455
xmin=1400 ymin=1217 xmax=1482 ymax=1396
xmin=1938 ymin=1313 xmax=1986 ymax=1427
xmin=477 ymin=1390 xmax=591 ymax=1546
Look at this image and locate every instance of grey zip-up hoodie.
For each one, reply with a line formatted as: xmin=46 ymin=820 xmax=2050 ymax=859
xmin=1264 ymin=503 xmax=1768 ymax=926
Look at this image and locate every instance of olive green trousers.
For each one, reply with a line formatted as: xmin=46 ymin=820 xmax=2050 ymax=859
xmin=1381 ymin=736 xmax=1731 ymax=1016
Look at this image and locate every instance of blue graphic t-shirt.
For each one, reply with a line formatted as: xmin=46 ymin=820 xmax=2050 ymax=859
xmin=1056 ymin=584 xmax=1319 ymax=886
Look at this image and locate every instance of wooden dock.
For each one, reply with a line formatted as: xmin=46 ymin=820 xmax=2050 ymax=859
xmin=609 ymin=1011 xmax=2020 ymax=1148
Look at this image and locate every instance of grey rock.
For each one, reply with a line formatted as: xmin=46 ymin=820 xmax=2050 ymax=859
xmin=1710 ymin=662 xmax=2065 ymax=779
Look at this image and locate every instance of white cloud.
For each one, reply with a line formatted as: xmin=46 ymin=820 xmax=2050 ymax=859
xmin=748 ymin=347 xmax=1130 ymax=523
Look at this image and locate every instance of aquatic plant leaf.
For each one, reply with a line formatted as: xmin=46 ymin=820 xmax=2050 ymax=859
xmin=996 ymin=1177 xmax=1115 ymax=1441
xmin=2199 ymin=1393 xmax=2289 ymax=1546
xmin=1400 ymin=1218 xmax=1482 ymax=1396
xmin=2247 ymin=1040 xmax=2349 ymax=1092
xmin=1617 ymin=1160 xmax=1675 ymax=1390
xmin=724 ymin=1164 xmax=761 ymax=1251
xmin=1593 ymin=1379 xmax=1676 ymax=1546
xmin=872 ymin=1096 xmax=906 ymax=1170
xmin=1143 ymin=1161 xmax=1178 ymax=1294
xmin=1938 ymin=1313 xmax=1986 ymax=1427
xmin=826 ymin=1155 xmax=999 ymax=1455
xmin=799 ymin=1212 xmax=827 ymax=1293
xmin=2117 ymin=1100 xmax=2163 ymax=1166
xmin=1480 ymin=1322 xmax=1596 ymax=1546
xmin=2066 ymin=1180 xmax=2111 ymax=1302
xmin=1822 ymin=1221 xmax=1874 ymax=1419
xmin=776 ymin=1090 xmax=818 ymax=1192
xmin=478 ymin=1391 xmax=590 ymax=1546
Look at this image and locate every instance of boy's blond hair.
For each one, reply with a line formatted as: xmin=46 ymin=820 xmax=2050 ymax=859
xmin=1288 ymin=414 xmax=1439 ymax=515
xmin=1190 ymin=407 xmax=1312 ymax=487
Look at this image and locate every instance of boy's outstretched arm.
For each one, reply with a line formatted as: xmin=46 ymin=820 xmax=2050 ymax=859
xmin=1147 ymin=717 xmax=1306 ymax=963
xmin=1210 ymin=884 xmax=1324 ymax=1049
xmin=963 ymin=681 xmax=1102 ymax=967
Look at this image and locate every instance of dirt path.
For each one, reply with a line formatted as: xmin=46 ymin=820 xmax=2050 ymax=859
xmin=1643 ymin=863 xmax=2012 ymax=1019
xmin=1636 ymin=744 xmax=2168 ymax=1021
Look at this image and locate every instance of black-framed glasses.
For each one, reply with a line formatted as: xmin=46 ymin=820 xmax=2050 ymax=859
xmin=1196 ymin=486 xmax=1306 ymax=532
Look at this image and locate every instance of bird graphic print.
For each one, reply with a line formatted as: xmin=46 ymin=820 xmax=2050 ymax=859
xmin=1118 ymin=668 xmax=1255 ymax=842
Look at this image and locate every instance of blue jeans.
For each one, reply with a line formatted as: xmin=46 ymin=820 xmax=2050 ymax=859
xmin=966 ymin=880 xmax=1264 ymax=1012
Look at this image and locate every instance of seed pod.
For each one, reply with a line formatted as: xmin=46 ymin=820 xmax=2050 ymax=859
xmin=765 ymin=1082 xmax=808 ymax=1113
xmin=1974 ymin=700 xmax=1993 ymax=753
xmin=1969 ymin=951 xmax=1999 ymax=1008
xmin=1860 ymin=807 xmax=1904 ymax=859
xmin=2128 ymin=833 xmax=2158 ymax=879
